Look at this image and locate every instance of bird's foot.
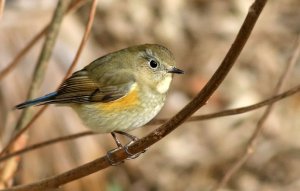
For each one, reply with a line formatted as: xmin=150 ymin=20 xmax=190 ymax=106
xmin=123 ymin=139 xmax=147 ymax=159
xmin=106 ymin=131 xmax=147 ymax=165
xmin=106 ymin=146 xmax=124 ymax=166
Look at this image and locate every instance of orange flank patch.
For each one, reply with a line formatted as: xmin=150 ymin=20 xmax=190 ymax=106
xmin=97 ymin=85 xmax=140 ymax=112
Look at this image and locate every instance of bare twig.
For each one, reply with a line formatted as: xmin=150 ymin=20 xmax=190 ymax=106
xmin=0 ymin=0 xmax=72 ymax=157
xmin=213 ymin=36 xmax=300 ymax=190
xmin=63 ymin=0 xmax=97 ymax=80
xmin=0 ymin=131 xmax=96 ymax=163
xmin=0 ymin=0 xmax=95 ymax=157
xmin=151 ymin=84 xmax=300 ymax=125
xmin=14 ymin=0 xmax=71 ymax=131
xmin=0 ymin=134 xmax=27 ymax=188
xmin=0 ymin=0 xmax=5 ymax=20
xmin=2 ymin=0 xmax=267 ymax=190
xmin=1 ymin=83 xmax=300 ymax=163
xmin=0 ymin=0 xmax=87 ymax=156
xmin=0 ymin=1 xmax=71 ymax=187
xmin=0 ymin=28 xmax=46 ymax=82
xmin=0 ymin=0 xmax=86 ymax=81
xmin=0 ymin=106 xmax=48 ymax=156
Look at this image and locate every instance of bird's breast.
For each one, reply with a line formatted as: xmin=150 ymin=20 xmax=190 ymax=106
xmin=72 ymin=83 xmax=166 ymax=133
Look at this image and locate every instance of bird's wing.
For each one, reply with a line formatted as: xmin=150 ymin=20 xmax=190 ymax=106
xmin=51 ymin=68 xmax=136 ymax=104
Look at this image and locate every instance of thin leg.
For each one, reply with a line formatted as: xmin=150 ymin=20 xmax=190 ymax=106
xmin=114 ymin=131 xmax=139 ymax=142
xmin=114 ymin=131 xmax=147 ymax=159
xmin=107 ymin=131 xmax=147 ymax=164
xmin=111 ymin=132 xmax=123 ymax=148
xmin=107 ymin=132 xmax=124 ymax=165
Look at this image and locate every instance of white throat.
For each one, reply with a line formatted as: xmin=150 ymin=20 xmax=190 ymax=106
xmin=156 ymin=75 xmax=172 ymax=94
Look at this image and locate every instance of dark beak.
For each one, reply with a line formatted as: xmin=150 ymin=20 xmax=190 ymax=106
xmin=167 ymin=67 xmax=184 ymax=74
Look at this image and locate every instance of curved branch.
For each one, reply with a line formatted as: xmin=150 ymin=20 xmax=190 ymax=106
xmin=0 ymin=131 xmax=96 ymax=163
xmin=0 ymin=0 xmax=86 ymax=81
xmin=160 ymin=83 xmax=300 ymax=124
xmin=0 ymin=0 xmax=72 ymax=156
xmin=1 ymin=82 xmax=299 ymax=163
xmin=14 ymin=0 xmax=72 ymax=131
xmin=0 ymin=0 xmax=92 ymax=156
xmin=213 ymin=35 xmax=300 ymax=190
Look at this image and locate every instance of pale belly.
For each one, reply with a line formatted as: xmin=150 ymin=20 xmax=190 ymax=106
xmin=71 ymin=93 xmax=166 ymax=133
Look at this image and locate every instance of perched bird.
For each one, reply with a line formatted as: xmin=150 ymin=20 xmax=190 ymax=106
xmin=16 ymin=44 xmax=183 ymax=153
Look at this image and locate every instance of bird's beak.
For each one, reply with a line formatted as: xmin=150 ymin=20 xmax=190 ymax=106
xmin=167 ymin=67 xmax=184 ymax=74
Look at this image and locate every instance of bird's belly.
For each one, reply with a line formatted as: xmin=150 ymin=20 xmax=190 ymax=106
xmin=72 ymin=93 xmax=165 ymax=133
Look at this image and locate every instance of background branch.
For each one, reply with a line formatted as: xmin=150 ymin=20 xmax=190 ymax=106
xmin=0 ymin=0 xmax=71 ymax=156
xmin=0 ymin=0 xmax=4 ymax=20
xmin=213 ymin=35 xmax=300 ymax=190
xmin=151 ymin=83 xmax=300 ymax=125
xmin=0 ymin=1 xmax=71 ymax=187
xmin=0 ymin=0 xmax=94 ymax=157
xmin=0 ymin=131 xmax=96 ymax=163
xmin=1 ymin=82 xmax=300 ymax=163
xmin=14 ymin=0 xmax=71 ymax=132
xmin=0 ymin=0 xmax=85 ymax=82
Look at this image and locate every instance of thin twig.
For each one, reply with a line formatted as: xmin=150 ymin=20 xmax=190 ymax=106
xmin=0 ymin=1 xmax=71 ymax=187
xmin=0 ymin=28 xmax=46 ymax=82
xmin=213 ymin=36 xmax=300 ymax=190
xmin=0 ymin=0 xmax=72 ymax=156
xmin=1 ymin=83 xmax=300 ymax=163
xmin=0 ymin=0 xmax=86 ymax=81
xmin=63 ymin=0 xmax=97 ymax=80
xmin=2 ymin=0 xmax=267 ymax=190
xmin=0 ymin=0 xmax=95 ymax=157
xmin=150 ymin=84 xmax=300 ymax=125
xmin=14 ymin=0 xmax=71 ymax=131
xmin=0 ymin=131 xmax=96 ymax=163
xmin=0 ymin=106 xmax=48 ymax=156
xmin=0 ymin=0 xmax=5 ymax=20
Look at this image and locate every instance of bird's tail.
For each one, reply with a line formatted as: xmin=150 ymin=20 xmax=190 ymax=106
xmin=15 ymin=92 xmax=58 ymax=109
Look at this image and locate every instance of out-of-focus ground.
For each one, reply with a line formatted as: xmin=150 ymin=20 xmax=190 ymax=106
xmin=1 ymin=0 xmax=300 ymax=190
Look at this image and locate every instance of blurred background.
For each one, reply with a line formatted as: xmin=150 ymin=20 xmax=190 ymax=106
xmin=1 ymin=0 xmax=300 ymax=190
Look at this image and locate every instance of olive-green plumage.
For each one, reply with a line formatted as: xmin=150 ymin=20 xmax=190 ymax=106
xmin=16 ymin=44 xmax=183 ymax=133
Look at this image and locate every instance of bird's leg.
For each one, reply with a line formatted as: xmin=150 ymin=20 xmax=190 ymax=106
xmin=114 ymin=131 xmax=147 ymax=159
xmin=106 ymin=131 xmax=145 ymax=165
xmin=106 ymin=132 xmax=124 ymax=166
xmin=114 ymin=131 xmax=139 ymax=142
xmin=111 ymin=132 xmax=123 ymax=148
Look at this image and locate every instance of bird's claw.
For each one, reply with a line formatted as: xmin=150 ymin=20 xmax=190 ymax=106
xmin=123 ymin=140 xmax=146 ymax=160
xmin=106 ymin=147 xmax=124 ymax=166
xmin=106 ymin=139 xmax=147 ymax=165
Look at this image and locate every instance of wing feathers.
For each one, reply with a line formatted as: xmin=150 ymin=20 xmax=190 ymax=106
xmin=16 ymin=61 xmax=136 ymax=108
xmin=50 ymin=69 xmax=135 ymax=104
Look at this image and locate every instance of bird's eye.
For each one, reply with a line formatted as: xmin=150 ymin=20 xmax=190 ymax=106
xmin=149 ymin=60 xmax=158 ymax=69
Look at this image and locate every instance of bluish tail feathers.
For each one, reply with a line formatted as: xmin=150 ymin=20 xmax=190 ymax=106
xmin=15 ymin=92 xmax=58 ymax=109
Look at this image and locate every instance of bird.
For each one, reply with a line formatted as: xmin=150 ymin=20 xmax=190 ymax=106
xmin=16 ymin=44 xmax=184 ymax=159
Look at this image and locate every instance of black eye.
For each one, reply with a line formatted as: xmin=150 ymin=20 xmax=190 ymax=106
xmin=149 ymin=60 xmax=158 ymax=69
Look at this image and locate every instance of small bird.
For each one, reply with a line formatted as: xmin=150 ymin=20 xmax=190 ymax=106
xmin=16 ymin=44 xmax=183 ymax=156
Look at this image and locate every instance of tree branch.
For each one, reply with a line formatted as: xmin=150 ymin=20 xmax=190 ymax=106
xmin=0 ymin=0 xmax=94 ymax=157
xmin=0 ymin=0 xmax=72 ymax=157
xmin=1 ymin=82 xmax=300 ymax=163
xmin=14 ymin=0 xmax=72 ymax=131
xmin=0 ymin=0 xmax=5 ymax=20
xmin=213 ymin=35 xmax=300 ymax=190
xmin=0 ymin=0 xmax=86 ymax=82
xmin=151 ymin=83 xmax=300 ymax=124
xmin=0 ymin=131 xmax=96 ymax=163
